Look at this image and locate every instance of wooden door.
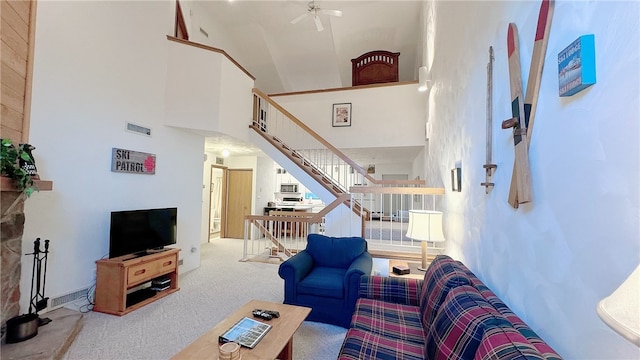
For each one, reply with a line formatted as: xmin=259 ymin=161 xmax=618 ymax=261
xmin=225 ymin=169 xmax=252 ymax=239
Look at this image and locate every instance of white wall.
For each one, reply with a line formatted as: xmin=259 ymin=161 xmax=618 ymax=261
xmin=22 ymin=1 xmax=205 ymax=311
xmin=272 ymin=83 xmax=426 ymax=150
xmin=423 ymin=1 xmax=639 ymax=358
xmin=165 ymin=41 xmax=222 ymax=131
xmin=164 ymin=38 xmax=254 ymax=142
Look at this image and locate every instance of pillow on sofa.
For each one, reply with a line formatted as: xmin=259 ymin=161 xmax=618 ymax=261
xmin=306 ymin=234 xmax=367 ymax=268
xmin=425 ymin=285 xmax=510 ymax=360
xmin=420 ymin=255 xmax=471 ymax=326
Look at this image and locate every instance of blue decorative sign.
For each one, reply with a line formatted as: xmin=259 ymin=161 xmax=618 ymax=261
xmin=558 ymin=34 xmax=596 ymax=97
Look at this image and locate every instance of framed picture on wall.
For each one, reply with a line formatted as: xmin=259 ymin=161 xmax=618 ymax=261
xmin=451 ymin=167 xmax=461 ymax=192
xmin=332 ymin=103 xmax=351 ymax=127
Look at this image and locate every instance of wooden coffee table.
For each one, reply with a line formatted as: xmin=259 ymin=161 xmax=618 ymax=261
xmin=171 ymin=300 xmax=311 ymax=360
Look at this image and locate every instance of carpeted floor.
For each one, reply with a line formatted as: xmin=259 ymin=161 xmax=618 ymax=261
xmin=61 ymin=238 xmax=347 ymax=360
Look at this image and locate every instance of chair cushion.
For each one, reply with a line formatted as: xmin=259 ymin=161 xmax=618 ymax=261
xmin=339 ymin=328 xmax=425 ymax=360
xmin=307 ymin=234 xmax=367 ymax=268
xmin=351 ymin=298 xmax=425 ymax=345
xmin=297 ymin=267 xmax=345 ymax=299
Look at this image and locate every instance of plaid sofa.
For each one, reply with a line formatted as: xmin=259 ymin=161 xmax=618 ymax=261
xmin=338 ymin=255 xmax=562 ymax=360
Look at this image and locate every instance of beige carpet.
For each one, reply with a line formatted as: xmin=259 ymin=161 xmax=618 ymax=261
xmin=59 ymin=238 xmax=346 ymax=360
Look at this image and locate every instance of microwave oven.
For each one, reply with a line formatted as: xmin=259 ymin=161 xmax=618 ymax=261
xmin=280 ymin=183 xmax=299 ymax=193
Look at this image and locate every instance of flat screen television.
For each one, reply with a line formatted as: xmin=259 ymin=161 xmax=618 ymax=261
xmin=109 ymin=207 xmax=177 ymax=258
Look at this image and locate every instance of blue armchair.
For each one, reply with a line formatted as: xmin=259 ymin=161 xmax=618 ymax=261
xmin=278 ymin=234 xmax=372 ymax=328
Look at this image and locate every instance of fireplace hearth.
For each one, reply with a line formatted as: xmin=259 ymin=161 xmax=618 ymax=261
xmin=1 ymin=307 xmax=84 ymax=359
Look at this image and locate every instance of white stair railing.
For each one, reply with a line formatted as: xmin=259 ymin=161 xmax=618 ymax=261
xmin=253 ymin=89 xmax=368 ymax=193
xmin=349 ymin=186 xmax=445 ymax=253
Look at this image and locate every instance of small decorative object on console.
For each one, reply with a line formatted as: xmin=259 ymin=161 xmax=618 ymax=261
xmin=392 ymin=265 xmax=410 ymax=275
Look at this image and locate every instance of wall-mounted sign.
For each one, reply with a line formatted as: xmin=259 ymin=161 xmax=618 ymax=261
xmin=111 ymin=148 xmax=156 ymax=174
xmin=558 ymin=34 xmax=596 ymax=97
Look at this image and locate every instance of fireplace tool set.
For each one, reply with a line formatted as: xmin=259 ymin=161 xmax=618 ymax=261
xmin=5 ymin=238 xmax=52 ymax=343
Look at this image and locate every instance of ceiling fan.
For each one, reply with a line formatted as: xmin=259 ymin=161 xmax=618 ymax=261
xmin=290 ymin=1 xmax=343 ymax=32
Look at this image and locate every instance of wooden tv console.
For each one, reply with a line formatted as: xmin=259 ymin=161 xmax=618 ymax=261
xmin=94 ymin=248 xmax=180 ymax=316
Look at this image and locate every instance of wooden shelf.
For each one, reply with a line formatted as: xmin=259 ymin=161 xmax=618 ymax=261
xmin=0 ymin=176 xmax=53 ymax=191
xmin=93 ymin=248 xmax=180 ymax=316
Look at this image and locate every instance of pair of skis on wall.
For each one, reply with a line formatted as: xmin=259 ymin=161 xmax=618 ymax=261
xmin=502 ymin=0 xmax=554 ymax=208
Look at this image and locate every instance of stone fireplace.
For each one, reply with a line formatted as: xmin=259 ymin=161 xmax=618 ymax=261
xmin=1 ymin=190 xmax=27 ymax=327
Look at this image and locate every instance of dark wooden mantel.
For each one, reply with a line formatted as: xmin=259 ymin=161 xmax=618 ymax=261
xmin=0 ymin=177 xmax=53 ymax=192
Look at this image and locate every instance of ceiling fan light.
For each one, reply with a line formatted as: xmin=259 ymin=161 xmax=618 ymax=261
xmin=314 ymin=15 xmax=324 ymax=31
xmin=290 ymin=13 xmax=308 ymax=24
xmin=319 ymin=9 xmax=342 ymax=17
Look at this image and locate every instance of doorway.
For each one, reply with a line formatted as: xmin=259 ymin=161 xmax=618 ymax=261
xmin=208 ymin=165 xmax=226 ymax=241
xmin=225 ymin=169 xmax=253 ymax=239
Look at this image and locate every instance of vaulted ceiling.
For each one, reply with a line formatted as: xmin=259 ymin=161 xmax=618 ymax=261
xmin=200 ymin=0 xmax=423 ymax=94
xmin=200 ymin=0 xmax=425 ymax=164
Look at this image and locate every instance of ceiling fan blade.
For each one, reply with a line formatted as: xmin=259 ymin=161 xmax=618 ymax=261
xmin=314 ymin=15 xmax=324 ymax=31
xmin=318 ymin=9 xmax=342 ymax=17
xmin=290 ymin=13 xmax=309 ymax=25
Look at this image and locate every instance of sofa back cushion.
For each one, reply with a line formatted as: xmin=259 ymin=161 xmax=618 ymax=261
xmin=456 ymin=262 xmax=562 ymax=359
xmin=474 ymin=326 xmax=545 ymax=360
xmin=420 ymin=255 xmax=471 ymax=326
xmin=306 ymin=234 xmax=367 ymax=268
xmin=425 ymin=285 xmax=511 ymax=360
xmin=359 ymin=275 xmax=422 ymax=306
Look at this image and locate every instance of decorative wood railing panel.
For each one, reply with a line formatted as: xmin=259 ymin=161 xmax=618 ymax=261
xmin=351 ymin=50 xmax=400 ymax=86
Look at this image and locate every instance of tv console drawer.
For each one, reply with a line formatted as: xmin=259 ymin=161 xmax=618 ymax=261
xmin=126 ymin=253 xmax=177 ymax=286
xmin=127 ymin=261 xmax=160 ymax=285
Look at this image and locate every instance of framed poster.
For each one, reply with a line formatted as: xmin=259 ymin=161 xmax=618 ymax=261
xmin=332 ymin=103 xmax=351 ymax=127
xmin=558 ymin=34 xmax=596 ymax=97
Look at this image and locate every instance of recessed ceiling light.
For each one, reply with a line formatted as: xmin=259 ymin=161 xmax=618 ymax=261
xmin=221 ymin=149 xmax=230 ymax=158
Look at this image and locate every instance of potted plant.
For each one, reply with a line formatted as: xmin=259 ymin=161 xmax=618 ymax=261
xmin=1 ymin=138 xmax=38 ymax=197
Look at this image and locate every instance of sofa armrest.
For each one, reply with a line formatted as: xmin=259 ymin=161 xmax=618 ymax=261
xmin=278 ymin=250 xmax=314 ymax=303
xmin=358 ymin=275 xmax=423 ymax=306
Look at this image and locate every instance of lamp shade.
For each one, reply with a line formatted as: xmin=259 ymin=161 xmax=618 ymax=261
xmin=406 ymin=210 xmax=445 ymax=243
xmin=597 ymin=264 xmax=640 ymax=347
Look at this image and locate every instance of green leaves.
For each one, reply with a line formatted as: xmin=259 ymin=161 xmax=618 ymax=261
xmin=0 ymin=138 xmax=37 ymax=197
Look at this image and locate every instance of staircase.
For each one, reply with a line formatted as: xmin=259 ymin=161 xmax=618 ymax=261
xmin=243 ymin=89 xmax=442 ymax=261
xmin=251 ymin=88 xmax=424 ymax=214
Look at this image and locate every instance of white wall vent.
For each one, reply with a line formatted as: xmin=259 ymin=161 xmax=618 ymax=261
xmin=126 ymin=122 xmax=151 ymax=137
xmin=49 ymin=287 xmax=89 ymax=309
xmin=215 ymin=157 xmax=224 ymax=165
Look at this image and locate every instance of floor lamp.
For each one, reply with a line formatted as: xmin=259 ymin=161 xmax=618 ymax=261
xmin=597 ymin=264 xmax=640 ymax=347
xmin=406 ymin=210 xmax=446 ymax=271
